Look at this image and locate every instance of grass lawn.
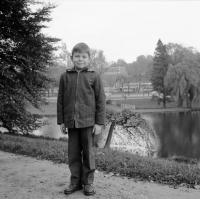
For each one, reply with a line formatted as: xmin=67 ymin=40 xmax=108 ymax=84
xmin=1 ymin=133 xmax=200 ymax=188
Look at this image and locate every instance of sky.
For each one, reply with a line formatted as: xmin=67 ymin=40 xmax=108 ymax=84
xmin=42 ymin=0 xmax=200 ymax=63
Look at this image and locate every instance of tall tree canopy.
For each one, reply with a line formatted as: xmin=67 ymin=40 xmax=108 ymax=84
xmin=47 ymin=42 xmax=71 ymax=88
xmin=151 ymin=39 xmax=169 ymax=108
xmin=126 ymin=55 xmax=153 ymax=82
xmin=0 ymin=0 xmax=59 ymax=133
xmin=90 ymin=49 xmax=108 ymax=74
xmin=165 ymin=43 xmax=200 ymax=107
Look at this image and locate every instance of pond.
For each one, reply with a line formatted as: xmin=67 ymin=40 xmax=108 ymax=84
xmin=33 ymin=111 xmax=200 ymax=159
xmin=33 ymin=116 xmax=68 ymax=139
xmin=142 ymin=111 xmax=200 ymax=159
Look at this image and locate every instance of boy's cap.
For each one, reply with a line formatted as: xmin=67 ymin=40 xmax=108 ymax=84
xmin=72 ymin=42 xmax=91 ymax=57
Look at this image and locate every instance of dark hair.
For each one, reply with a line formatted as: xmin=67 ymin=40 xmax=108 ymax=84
xmin=71 ymin=42 xmax=90 ymax=57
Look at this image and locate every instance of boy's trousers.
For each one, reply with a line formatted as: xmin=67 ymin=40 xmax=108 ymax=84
xmin=68 ymin=126 xmax=95 ymax=185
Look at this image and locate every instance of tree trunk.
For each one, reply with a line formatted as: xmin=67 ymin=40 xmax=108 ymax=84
xmin=187 ymin=86 xmax=194 ymax=108
xmin=186 ymin=94 xmax=191 ymax=108
xmin=177 ymin=90 xmax=183 ymax=107
xmin=104 ymin=121 xmax=116 ymax=149
xmin=163 ymin=97 xmax=166 ymax=108
xmin=177 ymin=96 xmax=183 ymax=107
xmin=163 ymin=89 xmax=166 ymax=108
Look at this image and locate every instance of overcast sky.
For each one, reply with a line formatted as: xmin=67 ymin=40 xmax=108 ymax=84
xmin=43 ymin=0 xmax=200 ymax=63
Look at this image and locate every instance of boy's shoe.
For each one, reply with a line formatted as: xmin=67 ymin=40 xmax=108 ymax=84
xmin=64 ymin=184 xmax=82 ymax=195
xmin=83 ymin=184 xmax=96 ymax=196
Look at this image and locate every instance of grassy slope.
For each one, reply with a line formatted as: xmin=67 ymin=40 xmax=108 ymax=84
xmin=1 ymin=133 xmax=200 ymax=188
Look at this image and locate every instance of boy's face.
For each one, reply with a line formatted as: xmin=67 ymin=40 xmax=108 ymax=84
xmin=72 ymin=51 xmax=90 ymax=69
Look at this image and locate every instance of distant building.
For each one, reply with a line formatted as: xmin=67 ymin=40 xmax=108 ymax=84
xmin=104 ymin=65 xmax=128 ymax=76
xmin=118 ymin=82 xmax=153 ymax=94
xmin=109 ymin=82 xmax=153 ymax=94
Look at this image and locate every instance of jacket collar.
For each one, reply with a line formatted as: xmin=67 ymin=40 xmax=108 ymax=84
xmin=66 ymin=66 xmax=95 ymax=72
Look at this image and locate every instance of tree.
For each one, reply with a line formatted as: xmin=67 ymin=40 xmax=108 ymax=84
xmin=47 ymin=42 xmax=71 ymax=89
xmin=56 ymin=42 xmax=72 ymax=68
xmin=90 ymin=49 xmax=108 ymax=74
xmin=47 ymin=63 xmax=67 ymax=89
xmin=165 ymin=44 xmax=200 ymax=107
xmin=151 ymin=39 xmax=169 ymax=108
xmin=115 ymin=74 xmax=128 ymax=88
xmin=166 ymin=43 xmax=186 ymax=65
xmin=126 ymin=55 xmax=153 ymax=82
xmin=165 ymin=63 xmax=189 ymax=107
xmin=0 ymin=0 xmax=59 ymax=134
xmin=102 ymin=59 xmax=128 ymax=87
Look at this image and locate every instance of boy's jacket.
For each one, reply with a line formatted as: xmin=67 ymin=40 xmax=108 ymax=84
xmin=57 ymin=67 xmax=106 ymax=128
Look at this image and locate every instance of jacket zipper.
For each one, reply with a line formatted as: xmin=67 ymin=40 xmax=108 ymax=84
xmin=74 ymin=70 xmax=80 ymax=124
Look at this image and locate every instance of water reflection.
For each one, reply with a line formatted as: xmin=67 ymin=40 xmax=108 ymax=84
xmin=33 ymin=116 xmax=68 ymax=139
xmin=143 ymin=111 xmax=200 ymax=159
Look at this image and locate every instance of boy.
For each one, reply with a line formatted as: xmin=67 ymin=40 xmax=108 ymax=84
xmin=57 ymin=42 xmax=106 ymax=196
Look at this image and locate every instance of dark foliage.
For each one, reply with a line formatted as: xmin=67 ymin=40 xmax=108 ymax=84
xmin=0 ymin=0 xmax=59 ymax=133
xmin=151 ymin=39 xmax=170 ymax=108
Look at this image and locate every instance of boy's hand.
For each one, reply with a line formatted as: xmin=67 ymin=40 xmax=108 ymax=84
xmin=93 ymin=124 xmax=103 ymax=135
xmin=60 ymin=123 xmax=68 ymax=134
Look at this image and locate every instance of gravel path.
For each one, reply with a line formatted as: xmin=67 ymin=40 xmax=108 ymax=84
xmin=0 ymin=151 xmax=200 ymax=199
